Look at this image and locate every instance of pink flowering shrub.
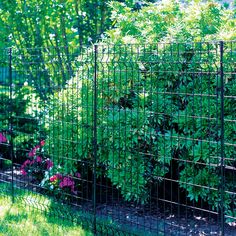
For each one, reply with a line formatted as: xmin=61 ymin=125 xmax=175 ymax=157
xmin=28 ymin=140 xmax=45 ymax=157
xmin=0 ymin=132 xmax=8 ymax=169
xmin=0 ymin=132 xmax=7 ymax=143
xmin=20 ymin=140 xmax=53 ymax=182
xmin=20 ymin=139 xmax=82 ymax=197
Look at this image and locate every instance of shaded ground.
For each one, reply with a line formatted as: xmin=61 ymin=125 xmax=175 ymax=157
xmin=96 ymin=203 xmax=235 ymax=236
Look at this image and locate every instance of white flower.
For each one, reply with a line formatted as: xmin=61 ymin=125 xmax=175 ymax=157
xmin=49 ymin=34 xmax=55 ymax=40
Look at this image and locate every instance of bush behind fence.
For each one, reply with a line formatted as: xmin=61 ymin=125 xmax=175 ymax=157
xmin=0 ymin=41 xmax=235 ymax=235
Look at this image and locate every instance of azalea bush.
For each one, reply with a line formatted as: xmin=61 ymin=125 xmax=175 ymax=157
xmin=20 ymin=139 xmax=82 ymax=198
xmin=20 ymin=140 xmax=53 ymax=182
xmin=0 ymin=132 xmax=9 ymax=168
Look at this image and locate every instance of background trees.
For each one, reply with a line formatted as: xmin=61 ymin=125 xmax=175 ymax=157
xmin=0 ymin=0 xmax=112 ymax=99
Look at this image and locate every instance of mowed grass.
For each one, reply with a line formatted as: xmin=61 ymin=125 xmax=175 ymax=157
xmin=0 ymin=184 xmax=93 ymax=236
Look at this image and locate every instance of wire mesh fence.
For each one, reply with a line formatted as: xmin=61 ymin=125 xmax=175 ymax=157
xmin=0 ymin=41 xmax=235 ymax=235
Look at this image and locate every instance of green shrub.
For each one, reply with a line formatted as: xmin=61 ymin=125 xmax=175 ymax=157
xmin=0 ymin=84 xmax=44 ymax=164
xmin=45 ymin=0 xmax=236 ymax=217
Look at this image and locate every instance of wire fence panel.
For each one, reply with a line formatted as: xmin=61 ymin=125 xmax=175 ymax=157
xmin=223 ymin=41 xmax=236 ymax=229
xmin=0 ymin=48 xmax=13 ymax=199
xmin=0 ymin=41 xmax=235 ymax=236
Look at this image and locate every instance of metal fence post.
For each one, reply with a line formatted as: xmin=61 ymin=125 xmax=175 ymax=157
xmin=219 ymin=41 xmax=225 ymax=236
xmin=93 ymin=44 xmax=98 ymax=235
xmin=8 ymin=47 xmax=14 ymax=203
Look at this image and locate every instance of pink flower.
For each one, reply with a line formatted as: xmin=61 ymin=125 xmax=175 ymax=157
xmin=36 ymin=156 xmax=42 ymax=163
xmin=0 ymin=133 xmax=7 ymax=143
xmin=20 ymin=159 xmax=33 ymax=175
xmin=28 ymin=148 xmax=36 ymax=157
xmin=46 ymin=160 xmax=53 ymax=169
xmin=75 ymin=172 xmax=81 ymax=178
xmin=28 ymin=140 xmax=45 ymax=157
xmin=40 ymin=140 xmax=45 ymax=146
xmin=49 ymin=173 xmax=63 ymax=182
xmin=59 ymin=176 xmax=75 ymax=192
xmin=21 ymin=169 xmax=27 ymax=175
xmin=22 ymin=159 xmax=32 ymax=167
xmin=49 ymin=175 xmax=57 ymax=182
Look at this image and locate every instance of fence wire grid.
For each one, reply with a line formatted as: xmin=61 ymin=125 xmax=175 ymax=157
xmin=0 ymin=41 xmax=236 ymax=236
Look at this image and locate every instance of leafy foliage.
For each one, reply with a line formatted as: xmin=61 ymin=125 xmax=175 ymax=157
xmin=45 ymin=1 xmax=236 ymax=218
xmin=0 ymin=83 xmax=45 ymax=165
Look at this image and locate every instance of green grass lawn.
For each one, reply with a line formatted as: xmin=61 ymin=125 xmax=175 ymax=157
xmin=0 ymin=184 xmax=93 ymax=236
xmin=0 ymin=182 xmax=145 ymax=236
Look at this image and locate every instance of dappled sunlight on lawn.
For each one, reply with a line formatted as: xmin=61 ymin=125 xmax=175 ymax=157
xmin=0 ymin=189 xmax=92 ymax=236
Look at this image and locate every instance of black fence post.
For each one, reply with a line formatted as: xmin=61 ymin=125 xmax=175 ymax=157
xmin=8 ymin=47 xmax=14 ymax=203
xmin=219 ymin=41 xmax=225 ymax=236
xmin=93 ymin=44 xmax=98 ymax=235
